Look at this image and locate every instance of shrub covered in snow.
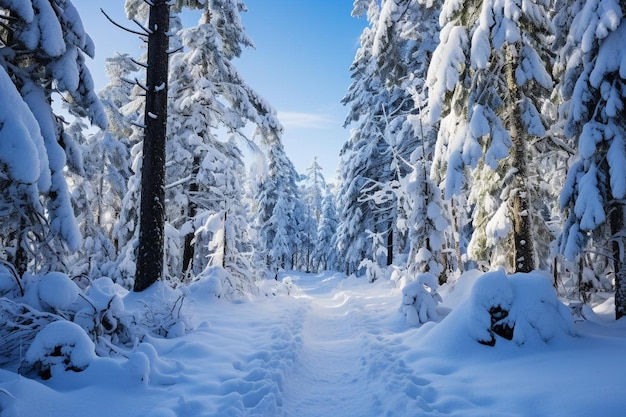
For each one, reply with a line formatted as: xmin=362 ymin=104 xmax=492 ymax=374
xmin=467 ymin=269 xmax=574 ymax=346
xmin=125 ymin=281 xmax=190 ymax=339
xmin=256 ymin=274 xmax=303 ymax=297
xmin=400 ymin=272 xmax=442 ymax=326
xmin=359 ymin=259 xmax=390 ymax=283
xmin=22 ymin=320 xmax=96 ymax=380
xmin=73 ymin=277 xmax=135 ymax=352
xmin=38 ymin=272 xmax=81 ymax=311
xmin=0 ymin=269 xmax=195 ymax=377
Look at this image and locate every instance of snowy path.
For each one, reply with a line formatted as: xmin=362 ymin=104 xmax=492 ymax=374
xmin=277 ymin=274 xmax=436 ymax=417
xmin=281 ymin=291 xmax=384 ymax=416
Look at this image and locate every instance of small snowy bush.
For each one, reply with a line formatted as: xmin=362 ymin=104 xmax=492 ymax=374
xmin=126 ymin=282 xmax=189 ymax=338
xmin=400 ymin=272 xmax=442 ymax=326
xmin=359 ymin=259 xmax=388 ymax=283
xmin=467 ymin=269 xmax=574 ymax=346
xmin=23 ymin=320 xmax=96 ymax=380
xmin=38 ymin=272 xmax=81 ymax=311
xmin=74 ymin=277 xmax=134 ymax=353
xmin=256 ymin=274 xmax=302 ymax=297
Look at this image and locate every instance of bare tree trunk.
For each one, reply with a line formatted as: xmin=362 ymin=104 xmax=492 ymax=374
xmin=505 ymin=44 xmax=535 ymax=273
xmin=609 ymin=201 xmax=626 ymax=319
xmin=450 ymin=198 xmax=464 ymax=274
xmin=182 ymin=158 xmax=200 ymax=275
xmin=222 ymin=211 xmax=227 ymax=269
xmin=181 ymin=190 xmax=197 ymax=276
xmin=14 ymin=220 xmax=28 ymax=277
xmin=134 ymin=0 xmax=170 ymax=292
xmin=386 ymin=223 xmax=393 ymax=266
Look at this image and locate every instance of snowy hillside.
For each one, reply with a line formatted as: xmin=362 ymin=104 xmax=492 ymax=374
xmin=1 ymin=271 xmax=624 ymax=417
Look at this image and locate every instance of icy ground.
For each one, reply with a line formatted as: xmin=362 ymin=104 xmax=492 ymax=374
xmin=2 ymin=271 xmax=626 ymax=416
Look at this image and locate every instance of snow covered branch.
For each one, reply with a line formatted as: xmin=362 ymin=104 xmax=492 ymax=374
xmin=100 ymin=9 xmax=149 ymax=38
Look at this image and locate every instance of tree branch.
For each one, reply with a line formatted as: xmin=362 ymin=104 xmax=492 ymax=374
xmin=100 ymin=9 xmax=149 ymax=38
xmin=130 ymin=57 xmax=148 ymax=69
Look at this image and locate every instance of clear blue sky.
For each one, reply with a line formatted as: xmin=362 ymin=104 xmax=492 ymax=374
xmin=74 ymin=0 xmax=366 ymax=181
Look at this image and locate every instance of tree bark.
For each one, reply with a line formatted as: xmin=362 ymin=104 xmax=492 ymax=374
xmin=609 ymin=201 xmax=626 ymax=319
xmin=181 ymin=158 xmax=200 ymax=276
xmin=386 ymin=223 xmax=393 ymax=266
xmin=450 ymin=198 xmax=463 ymax=274
xmin=505 ymin=44 xmax=535 ymax=273
xmin=134 ymin=0 xmax=170 ymax=292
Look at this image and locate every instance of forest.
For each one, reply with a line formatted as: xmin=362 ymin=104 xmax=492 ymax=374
xmin=0 ymin=0 xmax=625 ymax=415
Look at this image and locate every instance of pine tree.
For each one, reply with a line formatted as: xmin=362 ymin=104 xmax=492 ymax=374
xmin=339 ymin=0 xmax=400 ymax=275
xmin=0 ymin=0 xmax=106 ymax=274
xmin=162 ymin=2 xmax=285 ymax=292
xmin=558 ymin=0 xmax=626 ymax=319
xmin=301 ymin=158 xmax=329 ymax=272
xmin=316 ymin=193 xmax=339 ymax=272
xmin=427 ymin=0 xmax=553 ymax=272
xmin=252 ymin=143 xmax=303 ymax=276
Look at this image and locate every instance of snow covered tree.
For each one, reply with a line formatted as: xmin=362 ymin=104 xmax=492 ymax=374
xmin=161 ymin=2 xmax=285 ymax=292
xmin=0 ymin=0 xmax=106 ymax=274
xmin=300 ymin=158 xmax=329 ymax=272
xmin=558 ymin=1 xmax=626 ymax=319
xmin=315 ymin=192 xmax=339 ymax=272
xmin=340 ymin=0 xmax=444 ymax=278
xmin=339 ymin=0 xmax=413 ymax=275
xmin=66 ymin=54 xmax=140 ymax=283
xmin=252 ymin=143 xmax=303 ymax=276
xmin=111 ymin=0 xmax=287 ymax=293
xmin=303 ymin=158 xmax=326 ymax=226
xmin=404 ymin=146 xmax=450 ymax=283
xmin=426 ymin=0 xmax=553 ymax=272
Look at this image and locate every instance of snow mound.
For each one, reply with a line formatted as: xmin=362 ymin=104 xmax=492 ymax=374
xmin=400 ymin=272 xmax=442 ymax=326
xmin=24 ymin=320 xmax=96 ymax=380
xmin=467 ymin=269 xmax=575 ymax=346
xmin=38 ymin=272 xmax=80 ymax=310
xmin=189 ymin=265 xmax=227 ymax=299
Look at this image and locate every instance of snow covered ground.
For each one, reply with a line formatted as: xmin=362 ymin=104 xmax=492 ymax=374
xmin=1 ymin=270 xmax=626 ymax=416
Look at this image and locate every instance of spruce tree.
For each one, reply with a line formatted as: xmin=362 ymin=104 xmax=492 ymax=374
xmin=558 ymin=0 xmax=626 ymax=318
xmin=427 ymin=0 xmax=553 ymax=272
xmin=0 ymin=0 xmax=106 ymax=274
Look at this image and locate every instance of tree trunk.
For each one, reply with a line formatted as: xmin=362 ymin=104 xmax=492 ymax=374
xmin=386 ymin=223 xmax=393 ymax=266
xmin=222 ymin=211 xmax=227 ymax=269
xmin=182 ymin=158 xmax=200 ymax=275
xmin=134 ymin=0 xmax=170 ymax=292
xmin=505 ymin=44 xmax=535 ymax=273
xmin=14 ymin=221 xmax=28 ymax=277
xmin=450 ymin=198 xmax=464 ymax=274
xmin=609 ymin=201 xmax=626 ymax=319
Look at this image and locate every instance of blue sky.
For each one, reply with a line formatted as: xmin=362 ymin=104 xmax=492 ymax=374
xmin=74 ymin=0 xmax=367 ymax=181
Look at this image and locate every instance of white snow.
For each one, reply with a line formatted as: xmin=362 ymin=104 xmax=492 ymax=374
xmin=1 ymin=270 xmax=625 ymax=416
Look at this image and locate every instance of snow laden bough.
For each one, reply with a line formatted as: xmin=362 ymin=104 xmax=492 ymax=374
xmin=467 ymin=270 xmax=575 ymax=346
